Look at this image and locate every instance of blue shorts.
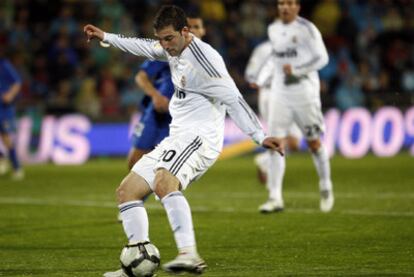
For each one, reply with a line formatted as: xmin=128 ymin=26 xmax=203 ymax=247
xmin=0 ymin=117 xmax=16 ymax=134
xmin=131 ymin=117 xmax=170 ymax=150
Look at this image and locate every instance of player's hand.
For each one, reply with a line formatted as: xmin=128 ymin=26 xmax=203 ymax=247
xmin=249 ymin=83 xmax=259 ymax=90
xmin=283 ymin=64 xmax=293 ymax=76
xmin=152 ymin=94 xmax=169 ymax=113
xmin=83 ymin=24 xmax=104 ymax=42
xmin=262 ymin=137 xmax=284 ymax=156
xmin=2 ymin=92 xmax=14 ymax=104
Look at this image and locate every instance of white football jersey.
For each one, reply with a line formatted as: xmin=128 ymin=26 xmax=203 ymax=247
xmin=103 ymin=33 xmax=265 ymax=153
xmin=265 ymin=16 xmax=329 ymax=105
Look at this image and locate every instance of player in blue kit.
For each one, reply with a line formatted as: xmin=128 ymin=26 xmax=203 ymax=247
xmin=0 ymin=56 xmax=24 ymax=180
xmin=127 ymin=15 xmax=206 ymax=170
xmin=127 ymin=61 xmax=174 ymax=169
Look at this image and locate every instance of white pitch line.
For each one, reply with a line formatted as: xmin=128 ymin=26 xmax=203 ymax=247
xmin=0 ymin=197 xmax=413 ymax=217
xmin=189 ymin=191 xmax=414 ymax=199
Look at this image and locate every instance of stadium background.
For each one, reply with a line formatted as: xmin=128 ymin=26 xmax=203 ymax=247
xmin=0 ymin=0 xmax=413 ymax=163
xmin=1 ymin=1 xmax=414 ymax=276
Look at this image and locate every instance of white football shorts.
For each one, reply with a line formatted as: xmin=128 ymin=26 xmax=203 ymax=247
xmin=131 ymin=133 xmax=219 ymax=190
xmin=268 ymin=98 xmax=325 ymax=141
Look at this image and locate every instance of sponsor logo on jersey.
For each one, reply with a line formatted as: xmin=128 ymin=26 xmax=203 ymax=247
xmin=274 ymin=48 xmax=297 ymax=58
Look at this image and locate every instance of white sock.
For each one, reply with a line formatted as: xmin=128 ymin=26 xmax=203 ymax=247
xmin=119 ymin=200 xmax=149 ymax=244
xmin=161 ymin=191 xmax=197 ymax=255
xmin=311 ymin=145 xmax=332 ymax=191
xmin=268 ymin=152 xmax=286 ymax=201
xmin=254 ymin=151 xmax=270 ymax=173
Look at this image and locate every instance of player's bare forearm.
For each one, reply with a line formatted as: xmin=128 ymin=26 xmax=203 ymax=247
xmin=135 ymin=71 xmax=169 ymax=113
xmin=2 ymin=83 xmax=21 ymax=104
xmin=135 ymin=71 xmax=160 ymax=98
xmin=83 ymin=24 xmax=104 ymax=42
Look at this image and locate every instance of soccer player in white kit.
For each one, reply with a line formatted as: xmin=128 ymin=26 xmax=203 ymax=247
xmin=257 ymin=0 xmax=334 ymax=213
xmin=245 ymin=40 xmax=302 ymax=184
xmin=84 ymin=5 xmax=283 ymax=276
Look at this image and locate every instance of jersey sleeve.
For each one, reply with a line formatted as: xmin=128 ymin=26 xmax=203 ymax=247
xmin=244 ymin=42 xmax=272 ymax=84
xmin=244 ymin=45 xmax=263 ymax=83
xmin=103 ymin=33 xmax=168 ymax=61
xmin=208 ymin=79 xmax=266 ymax=144
xmin=255 ymin=57 xmax=275 ymax=87
xmin=292 ymin=23 xmax=329 ymax=76
xmin=201 ymin=51 xmax=266 ymax=144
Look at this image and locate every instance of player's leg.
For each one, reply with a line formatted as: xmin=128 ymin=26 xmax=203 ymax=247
xmin=104 ymin=169 xmax=154 ymax=277
xmin=0 ymin=149 xmax=7 ymax=175
xmin=116 ymin=171 xmax=153 ymax=243
xmin=254 ymin=88 xmax=270 ymax=184
xmin=154 ymin=168 xmax=206 ymax=273
xmin=307 ymin=138 xmax=334 ymax=212
xmin=286 ymin=123 xmax=302 ymax=152
xmin=153 ymin=134 xmax=215 ymax=273
xmin=1 ymin=117 xmax=23 ymax=179
xmin=254 ymin=151 xmax=269 ymax=184
xmin=259 ymin=97 xmax=291 ymax=213
xmin=294 ymin=103 xmax=334 ymax=212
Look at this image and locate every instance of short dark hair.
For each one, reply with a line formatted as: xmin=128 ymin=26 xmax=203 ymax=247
xmin=186 ymin=10 xmax=202 ymax=20
xmin=153 ymin=5 xmax=187 ymax=31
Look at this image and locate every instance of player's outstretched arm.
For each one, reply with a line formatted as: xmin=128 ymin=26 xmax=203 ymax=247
xmin=2 ymin=83 xmax=21 ymax=104
xmin=135 ymin=71 xmax=169 ymax=113
xmin=83 ymin=24 xmax=104 ymax=42
xmin=262 ymin=137 xmax=284 ymax=156
xmin=83 ymin=25 xmax=167 ymax=61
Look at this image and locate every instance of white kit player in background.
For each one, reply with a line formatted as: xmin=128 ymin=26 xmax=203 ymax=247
xmin=245 ymin=40 xmax=302 ymax=185
xmin=84 ymin=5 xmax=283 ymax=276
xmin=257 ymin=0 xmax=334 ymax=213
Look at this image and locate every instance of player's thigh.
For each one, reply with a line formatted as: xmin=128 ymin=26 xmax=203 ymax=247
xmin=268 ymin=99 xmax=294 ymax=138
xmin=117 ymin=171 xmax=153 ymax=203
xmin=293 ymin=102 xmax=325 ymax=140
xmin=153 ymin=168 xmax=180 ymax=198
xmin=288 ymin=123 xmax=303 ymax=141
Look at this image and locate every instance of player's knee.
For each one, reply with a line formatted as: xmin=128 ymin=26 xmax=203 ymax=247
xmin=116 ymin=176 xmax=138 ymax=204
xmin=153 ymin=169 xmax=180 ymax=199
xmin=1 ymin=135 xmax=13 ymax=149
xmin=307 ymin=139 xmax=321 ymax=153
xmin=116 ymin=180 xmax=129 ymax=204
xmin=287 ymin=138 xmax=300 ymax=152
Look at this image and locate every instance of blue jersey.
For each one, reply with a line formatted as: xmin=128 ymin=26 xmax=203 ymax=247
xmin=132 ymin=60 xmax=174 ymax=150
xmin=0 ymin=59 xmax=21 ymax=120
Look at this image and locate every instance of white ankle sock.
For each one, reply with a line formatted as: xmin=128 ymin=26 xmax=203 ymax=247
xmin=311 ymin=145 xmax=332 ymax=191
xmin=268 ymin=152 xmax=286 ymax=201
xmin=119 ymin=200 xmax=149 ymax=244
xmin=161 ymin=191 xmax=197 ymax=254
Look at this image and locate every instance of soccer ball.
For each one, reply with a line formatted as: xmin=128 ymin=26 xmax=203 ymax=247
xmin=120 ymin=242 xmax=160 ymax=277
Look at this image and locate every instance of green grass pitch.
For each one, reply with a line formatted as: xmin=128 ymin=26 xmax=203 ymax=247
xmin=0 ymin=153 xmax=413 ymax=276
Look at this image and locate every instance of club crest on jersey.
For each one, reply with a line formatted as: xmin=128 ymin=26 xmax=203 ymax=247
xmin=180 ymin=76 xmax=186 ymax=87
